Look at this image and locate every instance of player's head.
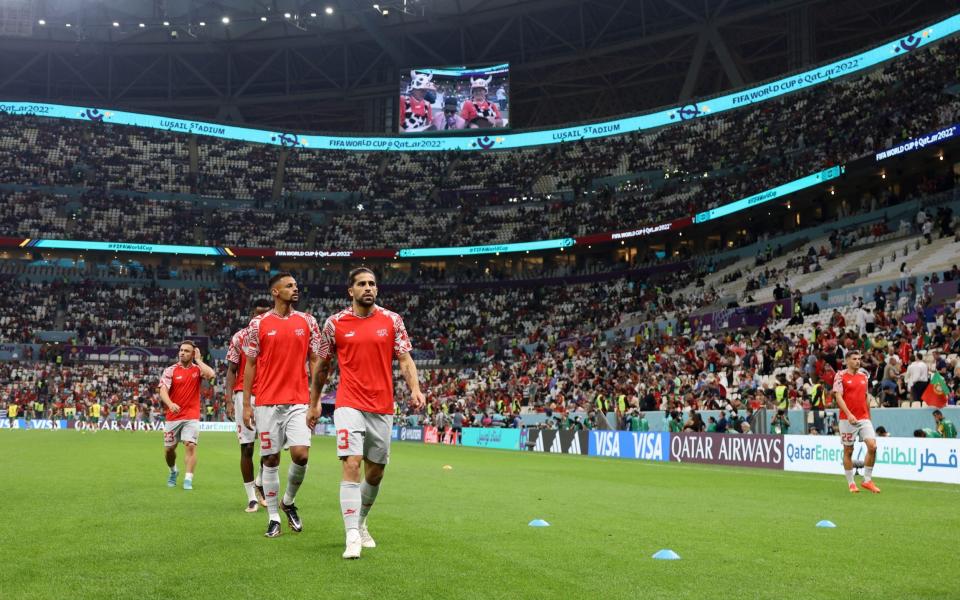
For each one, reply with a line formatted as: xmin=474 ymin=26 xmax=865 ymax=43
xmin=269 ymin=272 xmax=298 ymax=304
xmin=347 ymin=267 xmax=377 ymax=308
xmin=177 ymin=340 xmax=196 ymax=364
xmin=845 ymin=350 xmax=861 ymax=370
xmin=913 ymin=429 xmax=927 ymax=437
xmin=933 ymin=409 xmax=943 ymax=422
xmin=251 ymin=297 xmax=272 ymax=317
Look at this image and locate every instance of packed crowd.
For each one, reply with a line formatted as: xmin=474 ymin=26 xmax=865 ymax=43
xmin=0 ymin=37 xmax=955 ymax=250
xmin=2 ymin=258 xmax=959 ymax=428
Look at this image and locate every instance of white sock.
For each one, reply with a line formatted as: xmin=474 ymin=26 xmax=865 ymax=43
xmin=169 ymin=465 xmax=177 ymax=473
xmin=282 ymin=463 xmax=308 ymax=506
xmin=263 ymin=465 xmax=281 ymax=522
xmin=340 ymin=481 xmax=361 ymax=533
xmin=863 ymin=467 xmax=873 ymax=482
xmin=255 ymin=471 xmax=262 ymax=487
xmin=359 ymin=480 xmax=380 ymax=526
xmin=243 ymin=481 xmax=256 ymax=503
xmin=185 ymin=472 xmax=193 ymax=482
xmin=844 ymin=469 xmax=855 ymax=485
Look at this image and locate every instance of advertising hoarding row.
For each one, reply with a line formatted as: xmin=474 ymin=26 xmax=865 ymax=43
xmin=5 ymin=421 xmax=956 ymax=485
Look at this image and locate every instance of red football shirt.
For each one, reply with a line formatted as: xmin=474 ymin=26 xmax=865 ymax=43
xmin=226 ymin=327 xmax=253 ymax=394
xmin=832 ymin=369 xmax=870 ymax=421
xmin=318 ymin=305 xmax=413 ymax=414
xmin=243 ymin=309 xmax=321 ymax=406
xmin=159 ymin=363 xmax=202 ymax=421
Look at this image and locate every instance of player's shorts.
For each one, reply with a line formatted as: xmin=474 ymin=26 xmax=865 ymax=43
xmin=163 ymin=419 xmax=199 ymax=447
xmin=839 ymin=419 xmax=876 ymax=446
xmin=334 ymin=407 xmax=393 ymax=465
xmin=255 ymin=404 xmax=311 ymax=457
xmin=233 ymin=391 xmax=257 ymax=445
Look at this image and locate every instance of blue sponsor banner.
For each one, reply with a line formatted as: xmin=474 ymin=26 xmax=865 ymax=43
xmin=875 ymin=123 xmax=959 ymax=161
xmin=460 ymin=427 xmax=522 ymax=450
xmin=31 ymin=239 xmax=222 ymax=256
xmin=0 ymin=419 xmax=71 ymax=429
xmin=694 ymin=166 xmax=843 ymax=224
xmin=398 ymin=237 xmax=574 ymax=258
xmin=399 ymin=426 xmax=424 ymax=442
xmin=587 ymin=431 xmax=670 ymax=461
xmin=0 ymin=13 xmax=956 ymax=152
xmin=391 ymin=426 xmax=400 ymax=441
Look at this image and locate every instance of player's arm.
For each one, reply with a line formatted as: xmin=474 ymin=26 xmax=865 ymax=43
xmin=242 ymin=354 xmax=256 ymax=430
xmin=159 ymin=385 xmax=180 ymax=414
xmin=832 ymin=388 xmax=857 ymax=424
xmin=398 ymin=352 xmax=425 ymax=410
xmin=307 ymin=354 xmax=332 ymax=429
xmin=158 ymin=367 xmax=180 ymax=413
xmin=224 ymin=360 xmax=238 ymax=419
xmin=193 ymin=348 xmax=216 ymax=381
xmin=307 ymin=315 xmax=334 ymax=429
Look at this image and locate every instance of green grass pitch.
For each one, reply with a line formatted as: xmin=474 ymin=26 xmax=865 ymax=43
xmin=3 ymin=430 xmax=958 ymax=600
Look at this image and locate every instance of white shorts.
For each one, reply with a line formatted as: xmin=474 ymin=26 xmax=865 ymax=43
xmin=255 ymin=404 xmax=311 ymax=457
xmin=163 ymin=419 xmax=199 ymax=447
xmin=233 ymin=391 xmax=257 ymax=445
xmin=839 ymin=419 xmax=876 ymax=446
xmin=334 ymin=407 xmax=393 ymax=465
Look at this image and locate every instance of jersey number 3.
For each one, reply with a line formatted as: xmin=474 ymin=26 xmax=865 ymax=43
xmin=337 ymin=428 xmax=350 ymax=450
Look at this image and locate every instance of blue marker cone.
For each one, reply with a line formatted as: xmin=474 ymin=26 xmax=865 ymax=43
xmin=652 ymin=549 xmax=681 ymax=560
xmin=816 ymin=520 xmax=837 ymax=528
xmin=528 ymin=519 xmax=550 ymax=527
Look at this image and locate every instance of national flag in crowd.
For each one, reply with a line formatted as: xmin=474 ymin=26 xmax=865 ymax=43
xmin=921 ymin=371 xmax=949 ymax=408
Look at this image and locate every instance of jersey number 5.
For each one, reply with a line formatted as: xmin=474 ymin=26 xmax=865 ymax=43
xmin=260 ymin=431 xmax=272 ymax=450
xmin=337 ymin=429 xmax=350 ymax=450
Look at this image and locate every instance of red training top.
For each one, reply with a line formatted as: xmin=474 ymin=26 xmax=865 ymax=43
xmin=319 ymin=305 xmax=413 ymax=414
xmin=160 ymin=363 xmax=202 ymax=421
xmin=243 ymin=309 xmax=321 ymax=406
xmin=832 ymin=368 xmax=870 ymax=421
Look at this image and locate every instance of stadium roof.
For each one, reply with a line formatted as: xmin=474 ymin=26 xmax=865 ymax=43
xmin=0 ymin=0 xmax=957 ymax=131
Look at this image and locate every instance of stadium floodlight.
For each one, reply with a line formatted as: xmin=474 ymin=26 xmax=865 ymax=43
xmin=112 ymin=21 xmax=120 ymax=27
xmin=325 ymin=7 xmax=334 ymax=14
xmin=199 ymin=21 xmax=206 ymax=26
xmin=260 ymin=16 xmax=268 ymax=22
xmin=310 ymin=12 xmax=317 ymax=17
xmin=38 ymin=19 xmax=46 ymax=25
xmin=163 ymin=21 xmax=170 ymax=26
xmin=138 ymin=23 xmax=145 ymax=28
xmin=284 ymin=12 xmax=291 ymax=18
xmin=65 ymin=23 xmax=71 ymax=27
xmin=221 ymin=16 xmax=230 ymax=24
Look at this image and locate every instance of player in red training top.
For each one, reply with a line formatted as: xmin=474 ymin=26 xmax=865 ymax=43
xmin=242 ymin=272 xmax=322 ymax=538
xmin=160 ymin=341 xmax=215 ymax=490
xmin=832 ymin=350 xmax=881 ymax=493
xmin=309 ymin=267 xmax=425 ymax=559
xmin=226 ymin=298 xmax=272 ymax=512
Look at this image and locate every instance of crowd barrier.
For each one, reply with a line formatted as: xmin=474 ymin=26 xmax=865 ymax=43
xmin=5 ymin=420 xmax=957 ymax=484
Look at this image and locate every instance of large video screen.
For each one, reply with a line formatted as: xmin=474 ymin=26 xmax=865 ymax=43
xmin=398 ymin=63 xmax=509 ymax=133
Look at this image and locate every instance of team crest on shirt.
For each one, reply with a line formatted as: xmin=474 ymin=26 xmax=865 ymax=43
xmin=176 ymin=376 xmax=183 ymax=380
xmin=377 ymin=328 xmax=388 ymax=337
xmin=295 ymin=328 xmax=305 ymax=337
